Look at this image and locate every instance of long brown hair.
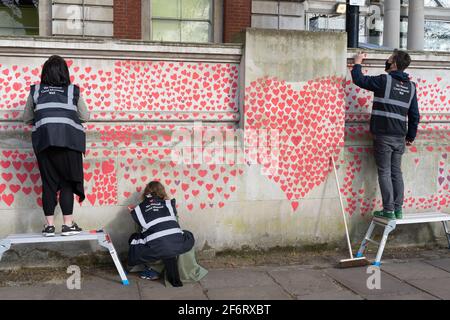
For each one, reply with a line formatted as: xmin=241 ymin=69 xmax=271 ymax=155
xmin=41 ymin=55 xmax=71 ymax=86
xmin=142 ymin=180 xmax=169 ymax=201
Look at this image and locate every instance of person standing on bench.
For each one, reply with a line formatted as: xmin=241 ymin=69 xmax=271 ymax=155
xmin=22 ymin=55 xmax=90 ymax=236
xmin=351 ymin=50 xmax=420 ymax=220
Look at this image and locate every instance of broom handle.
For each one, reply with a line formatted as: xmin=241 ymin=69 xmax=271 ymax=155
xmin=331 ymin=156 xmax=354 ymax=259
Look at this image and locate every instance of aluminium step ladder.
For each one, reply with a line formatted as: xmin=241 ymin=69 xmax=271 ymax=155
xmin=0 ymin=230 xmax=129 ymax=285
xmin=356 ymin=212 xmax=450 ymax=266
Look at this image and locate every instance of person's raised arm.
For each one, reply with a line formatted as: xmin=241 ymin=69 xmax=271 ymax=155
xmin=127 ymin=205 xmax=141 ymax=226
xmin=351 ymin=52 xmax=385 ymax=92
xmin=77 ymin=96 xmax=90 ymax=123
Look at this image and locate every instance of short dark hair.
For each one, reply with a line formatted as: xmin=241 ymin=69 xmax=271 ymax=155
xmin=41 ymin=55 xmax=71 ymax=86
xmin=393 ymin=49 xmax=411 ymax=71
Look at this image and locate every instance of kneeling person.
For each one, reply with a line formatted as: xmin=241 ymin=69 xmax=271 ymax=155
xmin=128 ymin=181 xmax=195 ymax=287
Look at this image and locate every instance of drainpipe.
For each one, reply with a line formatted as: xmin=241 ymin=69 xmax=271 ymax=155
xmin=346 ymin=2 xmax=359 ymax=48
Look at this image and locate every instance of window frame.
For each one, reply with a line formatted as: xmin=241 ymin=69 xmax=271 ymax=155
xmin=0 ymin=0 xmax=40 ymax=36
xmin=425 ymin=0 xmax=450 ymax=8
xmin=51 ymin=1 xmax=114 ymax=38
xmin=305 ymin=13 xmax=346 ymax=31
xmin=424 ymin=18 xmax=450 ymax=51
xmin=150 ymin=0 xmax=214 ymax=43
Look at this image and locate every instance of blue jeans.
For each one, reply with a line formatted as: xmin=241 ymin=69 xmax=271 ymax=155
xmin=373 ymin=135 xmax=406 ymax=212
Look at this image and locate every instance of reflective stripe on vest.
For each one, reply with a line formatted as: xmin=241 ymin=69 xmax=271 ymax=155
xmin=372 ymin=75 xmax=415 ymax=121
xmin=32 ymin=84 xmax=83 ymax=132
xmin=35 ymin=102 xmax=78 ymax=112
xmin=373 ymin=97 xmax=411 ymax=109
xmin=130 ymin=228 xmax=184 ymax=245
xmin=372 ymin=110 xmax=408 ymax=122
xmin=31 ymin=84 xmax=85 ymax=153
xmin=134 ymin=200 xmax=178 ymax=233
xmin=34 ymin=84 xmax=77 ymax=111
xmin=68 ymin=84 xmax=74 ymax=104
xmin=32 ymin=117 xmax=85 ymax=132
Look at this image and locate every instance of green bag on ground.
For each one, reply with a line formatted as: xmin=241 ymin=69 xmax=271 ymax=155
xmin=148 ymin=247 xmax=208 ymax=286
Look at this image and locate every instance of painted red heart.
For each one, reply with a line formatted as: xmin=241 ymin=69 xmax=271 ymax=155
xmin=245 ymin=76 xmax=345 ymax=211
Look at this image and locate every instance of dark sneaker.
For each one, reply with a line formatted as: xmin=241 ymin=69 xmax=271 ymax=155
xmin=61 ymin=222 xmax=82 ymax=236
xmin=373 ymin=210 xmax=395 ymax=219
xmin=394 ymin=209 xmax=403 ymax=219
xmin=42 ymin=225 xmax=56 ymax=237
xmin=140 ymin=268 xmax=160 ymax=280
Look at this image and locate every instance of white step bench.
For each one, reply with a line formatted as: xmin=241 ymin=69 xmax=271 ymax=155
xmin=0 ymin=230 xmax=129 ymax=285
xmin=356 ymin=212 xmax=450 ymax=266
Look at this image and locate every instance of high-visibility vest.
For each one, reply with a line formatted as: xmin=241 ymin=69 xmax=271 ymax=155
xmin=30 ymin=84 xmax=86 ymax=154
xmin=127 ymin=196 xmax=195 ymax=265
xmin=370 ymin=75 xmax=416 ymax=137
xmin=130 ymin=196 xmax=184 ymax=245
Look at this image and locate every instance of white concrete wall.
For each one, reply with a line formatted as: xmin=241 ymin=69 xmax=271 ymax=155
xmin=0 ymin=37 xmax=243 ymax=258
xmin=0 ymin=33 xmax=450 ymax=264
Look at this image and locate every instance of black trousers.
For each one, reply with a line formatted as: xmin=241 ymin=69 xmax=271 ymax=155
xmin=373 ymin=135 xmax=406 ymax=212
xmin=163 ymin=257 xmax=183 ymax=287
xmin=36 ymin=146 xmax=85 ymax=216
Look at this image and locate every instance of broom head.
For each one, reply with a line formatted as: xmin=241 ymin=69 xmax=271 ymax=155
xmin=338 ymin=257 xmax=370 ymax=268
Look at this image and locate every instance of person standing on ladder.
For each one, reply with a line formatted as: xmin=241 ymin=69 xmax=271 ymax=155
xmin=22 ymin=55 xmax=90 ymax=236
xmin=351 ymin=50 xmax=420 ymax=220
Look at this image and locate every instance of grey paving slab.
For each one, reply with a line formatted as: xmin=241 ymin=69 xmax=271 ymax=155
xmin=268 ymin=267 xmax=361 ymax=300
xmin=206 ymin=285 xmax=292 ymax=300
xmin=298 ymin=291 xmax=363 ymax=300
xmin=365 ymin=293 xmax=439 ymax=300
xmin=139 ymin=281 xmax=208 ymax=300
xmin=47 ymin=275 xmax=140 ymax=300
xmin=200 ymin=268 xmax=275 ymax=289
xmin=425 ymin=258 xmax=450 ymax=273
xmin=2 ymin=258 xmax=450 ymax=300
xmin=381 ymin=261 xmax=450 ymax=280
xmin=407 ymin=278 xmax=450 ymax=300
xmin=325 ymin=267 xmax=431 ymax=299
xmin=0 ymin=285 xmax=53 ymax=300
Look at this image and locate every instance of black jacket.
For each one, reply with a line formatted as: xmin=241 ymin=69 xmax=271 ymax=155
xmin=30 ymin=84 xmax=86 ymax=154
xmin=351 ymin=64 xmax=420 ymax=141
xmin=128 ymin=196 xmax=194 ymax=266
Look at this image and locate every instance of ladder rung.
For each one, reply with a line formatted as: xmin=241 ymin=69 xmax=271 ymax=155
xmin=373 ymin=221 xmax=389 ymax=227
xmin=365 ymin=238 xmax=380 ymax=245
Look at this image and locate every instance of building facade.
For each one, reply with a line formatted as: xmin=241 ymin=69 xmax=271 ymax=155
xmin=1 ymin=1 xmax=450 ymax=51
xmin=0 ymin=1 xmax=450 ymax=257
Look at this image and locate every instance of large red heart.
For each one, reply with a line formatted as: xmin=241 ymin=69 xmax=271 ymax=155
xmin=245 ymin=76 xmax=346 ymax=211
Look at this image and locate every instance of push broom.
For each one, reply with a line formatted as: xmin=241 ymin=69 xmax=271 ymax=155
xmin=330 ymin=156 xmax=370 ymax=268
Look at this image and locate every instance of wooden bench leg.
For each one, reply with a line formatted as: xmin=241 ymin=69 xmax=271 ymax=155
xmin=356 ymin=221 xmax=376 ymax=258
xmin=0 ymin=239 xmax=11 ymax=262
xmin=443 ymin=221 xmax=450 ymax=249
xmin=373 ymin=222 xmax=395 ymax=267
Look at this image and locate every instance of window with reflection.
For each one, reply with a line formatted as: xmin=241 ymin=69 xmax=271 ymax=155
xmin=0 ymin=0 xmax=39 ymax=36
xmin=151 ymin=0 xmax=212 ymax=42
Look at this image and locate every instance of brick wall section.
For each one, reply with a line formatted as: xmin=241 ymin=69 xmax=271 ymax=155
xmin=224 ymin=0 xmax=252 ymax=43
xmin=114 ymin=0 xmax=142 ymax=39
